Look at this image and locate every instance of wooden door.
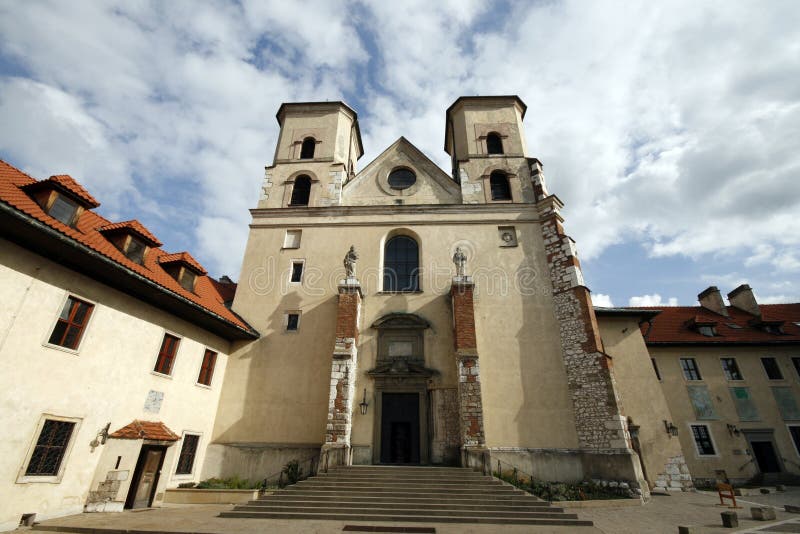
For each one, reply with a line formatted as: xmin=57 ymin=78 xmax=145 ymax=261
xmin=126 ymin=446 xmax=166 ymax=509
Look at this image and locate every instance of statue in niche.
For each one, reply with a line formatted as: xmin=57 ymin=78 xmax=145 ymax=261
xmin=344 ymin=245 xmax=358 ymax=278
xmin=452 ymin=246 xmax=467 ymax=277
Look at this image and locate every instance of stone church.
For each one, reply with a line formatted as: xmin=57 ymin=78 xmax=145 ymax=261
xmin=202 ymin=96 xmax=684 ymax=495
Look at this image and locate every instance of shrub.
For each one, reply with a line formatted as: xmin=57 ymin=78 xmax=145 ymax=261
xmin=195 ymin=476 xmax=260 ymax=489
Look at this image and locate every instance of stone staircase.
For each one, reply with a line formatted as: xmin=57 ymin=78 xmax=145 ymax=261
xmin=220 ymin=465 xmax=593 ymax=526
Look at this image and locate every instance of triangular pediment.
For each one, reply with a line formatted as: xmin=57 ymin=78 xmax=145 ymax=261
xmin=342 ymin=137 xmax=461 ymax=206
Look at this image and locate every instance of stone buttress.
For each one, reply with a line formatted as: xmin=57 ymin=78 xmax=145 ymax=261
xmin=322 ymin=279 xmax=362 ymax=466
xmin=450 ymin=277 xmax=487 ymax=462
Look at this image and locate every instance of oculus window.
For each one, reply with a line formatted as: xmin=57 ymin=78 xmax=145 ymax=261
xmin=388 ymin=168 xmax=416 ymax=190
xmin=383 ymin=235 xmax=419 ymax=292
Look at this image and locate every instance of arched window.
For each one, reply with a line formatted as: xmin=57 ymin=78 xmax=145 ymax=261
xmin=490 ymin=171 xmax=512 ymax=201
xmin=289 ymin=175 xmax=311 ymax=206
xmin=300 ymin=137 xmax=316 ymax=159
xmin=384 ymin=235 xmax=419 ymax=292
xmin=486 ymin=132 xmax=504 ymax=155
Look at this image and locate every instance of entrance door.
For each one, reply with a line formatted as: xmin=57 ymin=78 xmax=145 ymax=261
xmin=743 ymin=430 xmax=783 ymax=474
xmin=125 ymin=446 xmax=166 ymax=509
xmin=380 ymin=393 xmax=420 ymax=464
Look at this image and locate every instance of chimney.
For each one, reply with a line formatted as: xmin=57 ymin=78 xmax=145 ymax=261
xmin=727 ymin=284 xmax=760 ymax=317
xmin=698 ymin=286 xmax=728 ymax=317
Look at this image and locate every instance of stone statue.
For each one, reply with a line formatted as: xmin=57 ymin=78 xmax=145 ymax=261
xmin=452 ymin=246 xmax=467 ymax=277
xmin=344 ymin=245 xmax=358 ymax=278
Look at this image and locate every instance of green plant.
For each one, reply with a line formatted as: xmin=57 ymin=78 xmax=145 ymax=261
xmin=281 ymin=460 xmax=303 ymax=487
xmin=195 ymin=476 xmax=260 ymax=489
xmin=177 ymin=482 xmax=196 ymax=488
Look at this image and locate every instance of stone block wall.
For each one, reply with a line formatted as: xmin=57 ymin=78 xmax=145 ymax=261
xmin=537 ymin=195 xmax=631 ymax=452
xmin=458 ymin=356 xmax=485 ymax=447
xmin=430 ymin=387 xmax=460 ymax=464
xmin=654 ymin=455 xmax=694 ymax=491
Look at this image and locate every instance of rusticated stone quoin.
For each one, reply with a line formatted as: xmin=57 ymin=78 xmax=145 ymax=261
xmin=537 ymin=191 xmax=631 ymax=451
xmin=451 ymin=280 xmax=486 ymax=448
xmin=324 ymin=282 xmax=362 ymax=448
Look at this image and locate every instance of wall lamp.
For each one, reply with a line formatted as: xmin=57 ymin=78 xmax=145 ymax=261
xmin=359 ymin=389 xmax=369 ymax=415
xmin=727 ymin=424 xmax=741 ymax=437
xmin=663 ymin=420 xmax=679 ymax=437
xmin=90 ymin=422 xmax=111 ymax=449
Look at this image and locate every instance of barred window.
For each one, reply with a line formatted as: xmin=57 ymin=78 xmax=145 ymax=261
xmin=197 ymin=349 xmax=217 ymax=386
xmin=691 ymin=424 xmax=716 ymax=455
xmin=48 ymin=296 xmax=93 ymax=350
xmin=680 ymin=358 xmax=702 ymax=381
xmin=154 ymin=334 xmax=180 ymax=375
xmin=25 ymin=420 xmax=75 ymax=476
xmin=175 ymin=434 xmax=200 ymax=475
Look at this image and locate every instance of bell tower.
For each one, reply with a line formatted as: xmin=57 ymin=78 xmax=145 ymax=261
xmin=259 ymin=101 xmax=363 ymax=209
xmin=444 ymin=95 xmax=535 ymax=204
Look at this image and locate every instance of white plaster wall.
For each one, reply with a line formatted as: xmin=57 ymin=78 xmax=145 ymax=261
xmin=0 ymin=239 xmax=231 ymax=531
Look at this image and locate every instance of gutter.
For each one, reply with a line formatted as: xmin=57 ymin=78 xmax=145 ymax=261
xmin=0 ymin=200 xmax=259 ymax=340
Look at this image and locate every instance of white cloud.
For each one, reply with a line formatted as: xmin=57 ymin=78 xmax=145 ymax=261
xmin=629 ymin=294 xmax=679 ymax=307
xmin=756 ymin=294 xmax=794 ymax=304
xmin=1 ymin=0 xmax=799 ymax=295
xmin=591 ymin=293 xmax=615 ymax=307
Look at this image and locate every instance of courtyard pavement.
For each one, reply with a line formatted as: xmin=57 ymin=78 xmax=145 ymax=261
xmin=23 ymin=487 xmax=800 ymax=534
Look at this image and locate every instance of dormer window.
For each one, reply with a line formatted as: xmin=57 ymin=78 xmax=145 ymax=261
xmin=159 ymin=252 xmax=206 ymax=294
xmin=698 ymin=325 xmax=716 ymax=337
xmin=98 ymin=220 xmax=161 ymax=266
xmin=125 ymin=237 xmax=147 ymax=264
xmin=48 ymin=194 xmax=79 ymax=226
xmin=686 ymin=316 xmax=718 ymax=337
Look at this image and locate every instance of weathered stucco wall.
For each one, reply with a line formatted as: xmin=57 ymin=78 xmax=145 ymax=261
xmin=0 ymin=239 xmax=230 ymax=531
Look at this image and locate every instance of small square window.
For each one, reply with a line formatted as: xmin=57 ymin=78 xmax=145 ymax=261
xmin=154 ymin=334 xmax=180 ymax=375
xmin=197 ymin=349 xmax=217 ymax=386
xmin=175 ymin=434 xmax=200 ymax=475
xmin=283 ymin=229 xmax=302 ymax=249
xmin=680 ymin=358 xmax=702 ymax=381
xmin=48 ymin=296 xmax=94 ymax=350
xmin=286 ymin=313 xmax=300 ymax=332
xmin=48 ymin=195 xmax=79 ymax=226
xmin=691 ymin=424 xmax=716 ymax=455
xmin=762 ymin=357 xmax=784 ymax=380
xmin=290 ymin=261 xmax=304 ymax=283
xmin=721 ymin=358 xmax=743 ymax=381
xmin=651 ymin=358 xmax=662 ymax=381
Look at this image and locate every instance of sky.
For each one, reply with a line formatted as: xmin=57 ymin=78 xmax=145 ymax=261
xmin=1 ymin=0 xmax=798 ymax=307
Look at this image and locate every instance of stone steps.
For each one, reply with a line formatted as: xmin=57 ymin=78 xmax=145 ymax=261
xmin=220 ymin=465 xmax=592 ymax=526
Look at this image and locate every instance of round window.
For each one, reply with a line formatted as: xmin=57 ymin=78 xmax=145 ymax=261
xmin=387 ymin=168 xmax=416 ymax=190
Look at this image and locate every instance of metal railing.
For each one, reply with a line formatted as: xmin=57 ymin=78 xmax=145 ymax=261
xmin=259 ymin=452 xmax=319 ymax=490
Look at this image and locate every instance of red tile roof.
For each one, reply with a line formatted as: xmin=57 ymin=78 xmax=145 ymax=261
xmin=22 ymin=173 xmax=101 ymax=208
xmin=0 ymin=159 xmax=251 ymax=335
xmin=109 ymin=420 xmax=180 ymax=441
xmin=159 ymin=251 xmax=207 ymax=275
xmin=98 ymin=219 xmax=163 ymax=247
xmin=634 ymin=303 xmax=800 ymax=344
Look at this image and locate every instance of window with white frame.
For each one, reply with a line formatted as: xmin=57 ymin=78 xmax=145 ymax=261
xmin=283 ymin=229 xmax=302 ymax=249
xmin=721 ymin=358 xmax=743 ymax=381
xmin=290 ymin=261 xmax=304 ymax=283
xmin=19 ymin=415 xmax=81 ymax=482
xmin=175 ymin=434 xmax=200 ymax=475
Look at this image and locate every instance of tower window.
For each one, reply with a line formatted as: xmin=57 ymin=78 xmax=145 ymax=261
xmin=290 ymin=261 xmax=304 ymax=283
xmin=290 ymin=175 xmax=311 ymax=206
xmin=486 ymin=132 xmax=504 ymax=155
xmin=489 ymin=171 xmax=511 ymax=201
xmin=384 ymin=235 xmax=419 ymax=292
xmin=300 ymin=137 xmax=316 ymax=159
xmin=286 ymin=312 xmax=300 ymax=332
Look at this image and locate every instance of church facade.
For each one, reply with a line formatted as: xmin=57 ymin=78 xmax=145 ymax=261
xmin=202 ymin=96 xmax=685 ymax=495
